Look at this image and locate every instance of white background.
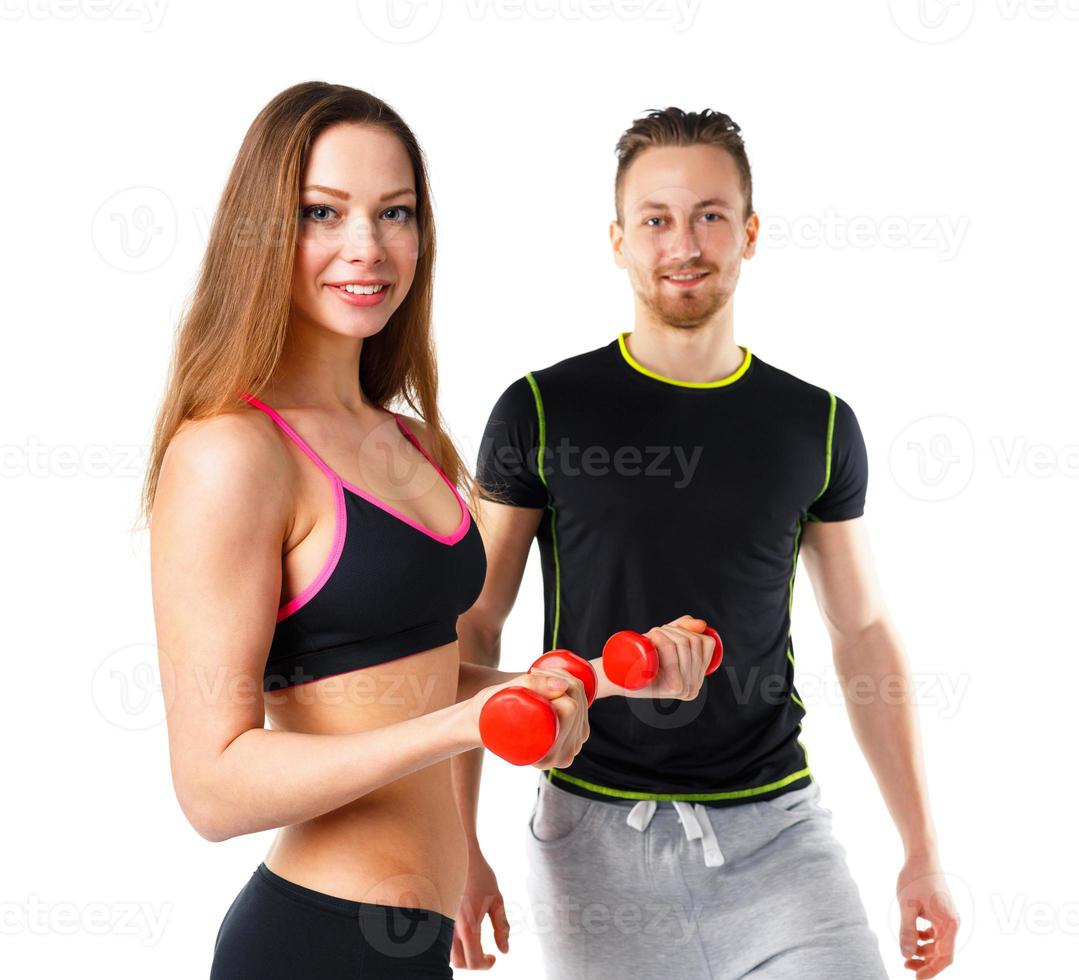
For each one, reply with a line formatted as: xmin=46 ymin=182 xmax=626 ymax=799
xmin=2 ymin=0 xmax=1077 ymax=977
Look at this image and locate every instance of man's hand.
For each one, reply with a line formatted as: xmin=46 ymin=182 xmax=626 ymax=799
xmin=623 ymin=614 xmax=716 ymax=700
xmin=450 ymin=849 xmax=510 ymax=970
xmin=897 ymin=854 xmax=960 ymax=977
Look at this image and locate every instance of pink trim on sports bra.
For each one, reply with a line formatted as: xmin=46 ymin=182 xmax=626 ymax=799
xmin=239 ymin=393 xmax=348 ymax=623
xmin=383 ymin=414 xmax=471 ymax=546
xmin=239 ymin=391 xmax=471 ymax=547
xmin=277 ymin=483 xmax=347 ymax=624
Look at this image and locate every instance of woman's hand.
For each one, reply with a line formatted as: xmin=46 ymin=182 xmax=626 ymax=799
xmin=465 ymin=667 xmax=591 ymax=769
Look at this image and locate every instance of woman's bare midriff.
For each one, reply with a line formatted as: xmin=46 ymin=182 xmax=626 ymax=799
xmin=255 ymin=408 xmax=472 ymax=918
xmin=262 ymin=642 xmax=469 ymax=919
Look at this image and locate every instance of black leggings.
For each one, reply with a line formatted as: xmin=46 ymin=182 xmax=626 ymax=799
xmin=210 ymin=864 xmax=455 ymax=978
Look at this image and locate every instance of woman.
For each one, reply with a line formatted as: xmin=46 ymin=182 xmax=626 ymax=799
xmin=143 ymin=81 xmax=712 ymax=978
xmin=142 ymin=81 xmax=591 ymax=978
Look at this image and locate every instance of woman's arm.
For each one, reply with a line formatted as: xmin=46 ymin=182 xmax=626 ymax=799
xmin=151 ymin=414 xmax=581 ymax=844
xmin=198 ymin=706 xmax=475 ymax=842
xmin=150 ymin=414 xmax=467 ymax=841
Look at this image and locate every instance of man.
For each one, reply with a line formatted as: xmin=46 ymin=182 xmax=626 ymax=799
xmin=450 ymin=108 xmax=959 ymax=979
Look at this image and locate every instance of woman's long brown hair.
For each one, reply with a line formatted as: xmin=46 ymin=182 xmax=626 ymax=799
xmin=136 ymin=80 xmax=478 ymax=529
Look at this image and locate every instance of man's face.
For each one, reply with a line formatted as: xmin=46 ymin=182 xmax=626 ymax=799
xmin=611 ymin=144 xmax=758 ymax=330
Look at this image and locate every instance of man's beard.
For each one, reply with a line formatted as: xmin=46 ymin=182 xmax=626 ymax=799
xmin=640 ymin=275 xmax=729 ymax=330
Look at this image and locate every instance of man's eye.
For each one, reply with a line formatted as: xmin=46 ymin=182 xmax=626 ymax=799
xmin=383 ymin=205 xmax=415 ymax=223
xmin=645 ymin=216 xmax=664 ymax=227
xmin=702 ymin=212 xmax=724 ymax=222
xmin=301 ymin=205 xmax=338 ymax=222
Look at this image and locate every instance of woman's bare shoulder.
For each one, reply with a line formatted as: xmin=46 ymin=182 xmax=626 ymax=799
xmin=158 ymin=407 xmax=292 ymax=512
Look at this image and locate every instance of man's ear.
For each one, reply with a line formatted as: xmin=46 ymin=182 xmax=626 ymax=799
xmin=609 ymin=219 xmax=627 ymax=269
xmin=742 ymin=212 xmax=760 ymax=260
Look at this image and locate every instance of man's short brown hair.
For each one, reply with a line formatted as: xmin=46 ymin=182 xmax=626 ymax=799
xmin=614 ymin=107 xmax=754 ymax=225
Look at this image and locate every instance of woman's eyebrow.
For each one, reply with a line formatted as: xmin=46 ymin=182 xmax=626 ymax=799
xmin=302 ymin=184 xmax=350 ymax=200
xmin=379 ymin=187 xmax=417 ymax=201
xmin=300 ymin=185 xmax=417 ymax=202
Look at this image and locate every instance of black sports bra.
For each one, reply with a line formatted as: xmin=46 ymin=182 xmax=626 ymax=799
xmin=240 ymin=392 xmax=487 ymax=692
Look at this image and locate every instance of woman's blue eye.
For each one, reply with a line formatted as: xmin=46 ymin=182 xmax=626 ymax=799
xmin=302 ymin=205 xmax=337 ymax=222
xmin=383 ymin=205 xmax=415 ymax=223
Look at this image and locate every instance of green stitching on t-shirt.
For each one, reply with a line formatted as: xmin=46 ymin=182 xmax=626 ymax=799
xmin=547 ymin=766 xmax=813 ymax=801
xmin=524 ymin=371 xmax=562 ymax=648
xmin=811 ymin=390 xmax=838 ymax=507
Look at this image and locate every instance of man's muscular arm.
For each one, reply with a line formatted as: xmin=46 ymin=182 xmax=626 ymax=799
xmin=800 ymin=515 xmax=960 ymax=976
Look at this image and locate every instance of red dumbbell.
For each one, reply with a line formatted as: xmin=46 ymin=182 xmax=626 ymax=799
xmin=479 ymin=650 xmax=597 ymax=766
xmin=602 ymin=624 xmax=723 ymax=691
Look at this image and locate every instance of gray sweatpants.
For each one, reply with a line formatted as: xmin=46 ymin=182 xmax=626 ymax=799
xmin=524 ymin=774 xmax=889 ymax=979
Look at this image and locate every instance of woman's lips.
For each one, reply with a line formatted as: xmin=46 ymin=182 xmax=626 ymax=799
xmin=326 ymin=283 xmax=390 ymax=307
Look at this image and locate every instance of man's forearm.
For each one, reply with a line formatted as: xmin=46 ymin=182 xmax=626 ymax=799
xmin=833 ymin=615 xmax=940 ymax=858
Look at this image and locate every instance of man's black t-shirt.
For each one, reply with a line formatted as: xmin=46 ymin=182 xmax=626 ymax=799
xmin=475 ymin=333 xmax=869 ymax=807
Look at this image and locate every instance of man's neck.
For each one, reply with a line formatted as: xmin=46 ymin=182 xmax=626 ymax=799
xmin=625 ymin=314 xmax=745 ymax=385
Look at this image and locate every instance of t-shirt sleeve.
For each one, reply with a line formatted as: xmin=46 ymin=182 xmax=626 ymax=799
xmin=806 ymin=394 xmax=868 ymax=522
xmin=475 ymin=375 xmax=549 ymax=508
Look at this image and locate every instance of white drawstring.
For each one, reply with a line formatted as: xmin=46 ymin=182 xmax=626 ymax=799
xmin=627 ymin=799 xmax=657 ymax=832
xmin=626 ymin=800 xmax=725 ymax=867
xmin=693 ymin=804 xmax=725 ymax=867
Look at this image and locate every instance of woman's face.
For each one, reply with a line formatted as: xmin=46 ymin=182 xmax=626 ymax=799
xmin=291 ymin=122 xmax=419 ymax=340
